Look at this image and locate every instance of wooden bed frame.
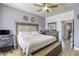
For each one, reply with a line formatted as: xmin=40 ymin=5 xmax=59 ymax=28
xmin=16 ymin=22 xmax=62 ymax=56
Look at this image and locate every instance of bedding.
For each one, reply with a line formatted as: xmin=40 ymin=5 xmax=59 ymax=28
xmin=17 ymin=31 xmax=57 ymax=55
xmin=18 ymin=31 xmax=31 ymax=38
xmin=31 ymin=31 xmax=39 ymax=35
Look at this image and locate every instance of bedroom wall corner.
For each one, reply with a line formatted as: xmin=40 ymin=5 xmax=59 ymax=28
xmin=0 ymin=4 xmax=46 ymax=34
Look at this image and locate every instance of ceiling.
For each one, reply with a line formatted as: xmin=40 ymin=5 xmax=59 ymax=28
xmin=3 ymin=3 xmax=74 ymax=18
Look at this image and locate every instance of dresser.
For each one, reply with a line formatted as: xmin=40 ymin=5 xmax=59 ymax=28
xmin=0 ymin=34 xmax=14 ymax=51
xmin=41 ymin=30 xmax=59 ymax=40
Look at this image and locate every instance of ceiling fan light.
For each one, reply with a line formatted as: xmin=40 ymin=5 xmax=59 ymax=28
xmin=42 ymin=7 xmax=48 ymax=11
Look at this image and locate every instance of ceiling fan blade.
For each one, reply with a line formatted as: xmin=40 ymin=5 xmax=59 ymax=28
xmin=34 ymin=4 xmax=42 ymax=7
xmin=38 ymin=9 xmax=42 ymax=12
xmin=48 ymin=5 xmax=58 ymax=8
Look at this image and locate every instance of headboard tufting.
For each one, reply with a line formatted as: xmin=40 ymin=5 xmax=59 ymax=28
xmin=16 ymin=22 xmax=38 ymax=34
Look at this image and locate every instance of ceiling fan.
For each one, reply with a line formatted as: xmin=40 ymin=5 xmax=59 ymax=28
xmin=34 ymin=3 xmax=59 ymax=13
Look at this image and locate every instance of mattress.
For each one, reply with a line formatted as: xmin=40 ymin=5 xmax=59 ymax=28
xmin=17 ymin=33 xmax=57 ymax=55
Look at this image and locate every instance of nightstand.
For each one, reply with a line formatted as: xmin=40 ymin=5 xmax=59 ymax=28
xmin=0 ymin=34 xmax=14 ymax=52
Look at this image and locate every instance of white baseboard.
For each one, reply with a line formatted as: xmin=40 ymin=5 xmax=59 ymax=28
xmin=74 ymin=47 xmax=79 ymax=51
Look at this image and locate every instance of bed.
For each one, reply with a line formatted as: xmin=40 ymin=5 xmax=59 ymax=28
xmin=16 ymin=22 xmax=61 ymax=56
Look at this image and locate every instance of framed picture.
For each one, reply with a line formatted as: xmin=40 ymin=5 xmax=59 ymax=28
xmin=48 ymin=22 xmax=57 ymax=31
xmin=23 ymin=15 xmax=28 ymax=21
xmin=31 ymin=17 xmax=35 ymax=22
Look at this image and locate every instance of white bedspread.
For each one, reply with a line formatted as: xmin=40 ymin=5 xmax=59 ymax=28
xmin=17 ymin=33 xmax=57 ymax=55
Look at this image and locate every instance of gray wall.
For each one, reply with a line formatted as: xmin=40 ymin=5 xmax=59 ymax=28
xmin=0 ymin=4 xmax=2 ymax=29
xmin=0 ymin=4 xmax=45 ymax=35
xmin=74 ymin=4 xmax=79 ymax=48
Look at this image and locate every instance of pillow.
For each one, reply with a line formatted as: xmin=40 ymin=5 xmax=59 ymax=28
xmin=18 ymin=31 xmax=31 ymax=38
xmin=31 ymin=31 xmax=39 ymax=35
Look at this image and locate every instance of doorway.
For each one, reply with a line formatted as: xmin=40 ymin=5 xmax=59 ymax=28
xmin=61 ymin=20 xmax=74 ymax=49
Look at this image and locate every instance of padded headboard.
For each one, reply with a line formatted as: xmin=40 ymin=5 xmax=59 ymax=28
xmin=16 ymin=22 xmax=38 ymax=35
